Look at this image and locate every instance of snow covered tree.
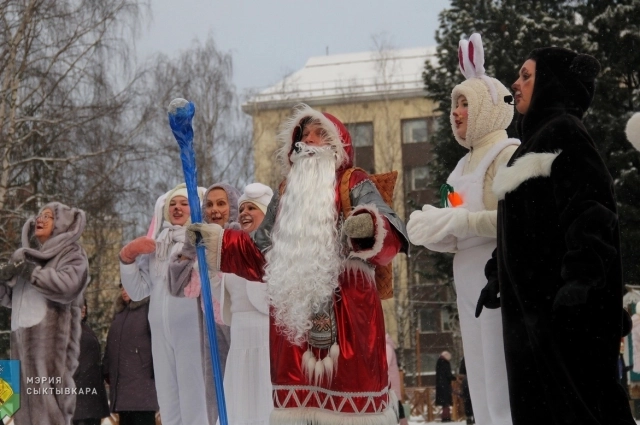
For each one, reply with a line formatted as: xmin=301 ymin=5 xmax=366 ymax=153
xmin=578 ymin=0 xmax=640 ymax=285
xmin=0 ymin=0 xmax=156 ymax=354
xmin=143 ymin=36 xmax=254 ymax=193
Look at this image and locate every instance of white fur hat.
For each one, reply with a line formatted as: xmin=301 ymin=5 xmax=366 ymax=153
xmin=163 ymin=184 xmax=189 ymax=222
xmin=451 ymin=33 xmax=513 ymax=149
xmin=626 ymin=112 xmax=640 ymax=151
xmin=238 ymin=183 xmax=274 ymax=215
xmin=157 ymin=183 xmax=206 ymax=229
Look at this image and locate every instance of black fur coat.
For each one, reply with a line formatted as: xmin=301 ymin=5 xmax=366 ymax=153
xmin=485 ymin=49 xmax=635 ymax=425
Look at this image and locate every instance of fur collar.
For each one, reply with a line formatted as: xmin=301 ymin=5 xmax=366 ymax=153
xmin=114 ymin=294 xmax=150 ymax=314
xmin=493 ymin=151 xmax=561 ymax=200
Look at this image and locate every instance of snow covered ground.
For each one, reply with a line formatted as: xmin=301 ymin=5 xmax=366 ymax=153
xmin=407 ymin=416 xmax=640 ymax=425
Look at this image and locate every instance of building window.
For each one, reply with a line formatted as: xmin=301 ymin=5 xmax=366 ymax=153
xmin=346 ymin=122 xmax=374 ymax=174
xmin=419 ymin=352 xmax=441 ymax=373
xmin=419 ymin=308 xmax=440 ymax=333
xmin=409 ymin=166 xmax=430 ymax=190
xmin=402 ymin=118 xmax=429 ymax=144
xmin=346 ymin=122 xmax=373 ymax=147
xmin=441 ymin=306 xmax=457 ymax=332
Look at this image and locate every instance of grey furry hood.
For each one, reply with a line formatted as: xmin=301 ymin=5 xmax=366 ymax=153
xmin=203 ymin=183 xmax=241 ymax=225
xmin=12 ymin=202 xmax=86 ymax=262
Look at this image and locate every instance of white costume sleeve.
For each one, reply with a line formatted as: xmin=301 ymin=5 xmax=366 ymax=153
xmin=468 ymin=210 xmax=498 ymax=238
xmin=120 ymin=254 xmax=153 ymax=302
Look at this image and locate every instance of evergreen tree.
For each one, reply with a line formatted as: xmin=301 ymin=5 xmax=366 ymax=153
xmin=423 ymin=0 xmax=640 ymax=286
xmin=578 ymin=0 xmax=640 ymax=285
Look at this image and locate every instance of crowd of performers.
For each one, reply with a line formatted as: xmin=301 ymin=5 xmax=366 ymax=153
xmin=0 ymin=34 xmax=638 ymax=425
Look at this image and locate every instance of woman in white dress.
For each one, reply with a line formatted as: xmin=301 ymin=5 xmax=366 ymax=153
xmin=171 ymin=182 xmax=274 ymax=425
xmin=214 ymin=182 xmax=274 ymax=425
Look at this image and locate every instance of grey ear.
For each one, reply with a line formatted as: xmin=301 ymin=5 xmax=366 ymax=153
xmin=570 ymin=54 xmax=600 ymax=81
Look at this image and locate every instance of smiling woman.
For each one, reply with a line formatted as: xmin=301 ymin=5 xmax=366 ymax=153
xmin=119 ymin=183 xmax=210 ymax=425
xmin=168 ymin=181 xmax=241 ymax=425
xmin=34 ymin=208 xmax=55 ymax=243
xmin=0 ymin=202 xmax=88 ymax=424
xmin=238 ymin=183 xmax=273 ymax=233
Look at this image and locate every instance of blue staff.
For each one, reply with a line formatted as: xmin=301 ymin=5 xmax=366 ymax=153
xmin=167 ymin=98 xmax=228 ymax=425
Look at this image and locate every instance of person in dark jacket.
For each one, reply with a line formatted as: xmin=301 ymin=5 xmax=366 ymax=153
xmin=475 ymin=47 xmax=635 ymax=425
xmin=435 ymin=351 xmax=455 ymax=423
xmin=73 ymin=299 xmax=110 ymax=425
xmin=103 ymin=284 xmax=158 ymax=425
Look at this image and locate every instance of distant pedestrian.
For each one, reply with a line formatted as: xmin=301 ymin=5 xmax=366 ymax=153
xmin=73 ymin=299 xmax=110 ymax=425
xmin=435 ymin=351 xmax=455 ymax=423
xmin=103 ymin=284 xmax=158 ymax=425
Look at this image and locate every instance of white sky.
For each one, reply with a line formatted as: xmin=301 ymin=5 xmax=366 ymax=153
xmin=135 ymin=0 xmax=451 ymax=96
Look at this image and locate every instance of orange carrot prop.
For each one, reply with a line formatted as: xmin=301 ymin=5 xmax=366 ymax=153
xmin=440 ymin=184 xmax=463 ymax=208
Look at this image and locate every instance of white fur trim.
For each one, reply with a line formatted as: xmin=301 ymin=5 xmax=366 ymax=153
xmin=200 ymin=226 xmax=224 ymax=271
xmin=626 ymin=112 xmax=640 ymax=151
xmin=344 ymin=259 xmax=376 ymax=283
xmin=492 ymin=151 xmax=562 ymax=200
xmin=346 ymin=204 xmax=387 ymax=262
xmin=275 ymin=103 xmax=348 ymax=176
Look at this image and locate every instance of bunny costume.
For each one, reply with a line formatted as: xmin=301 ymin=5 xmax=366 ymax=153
xmin=120 ymin=185 xmax=210 ymax=425
xmin=407 ymin=34 xmax=517 ymax=425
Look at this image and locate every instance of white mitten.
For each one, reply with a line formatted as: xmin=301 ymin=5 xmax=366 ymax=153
xmin=425 ymin=234 xmax=458 ymax=253
xmin=407 ymin=205 xmax=470 ymax=246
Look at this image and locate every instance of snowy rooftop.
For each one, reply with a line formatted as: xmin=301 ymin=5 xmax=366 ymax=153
xmin=242 ymin=46 xmax=437 ymax=111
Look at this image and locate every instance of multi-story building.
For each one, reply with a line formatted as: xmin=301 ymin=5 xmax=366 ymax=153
xmin=242 ymin=46 xmax=458 ymax=386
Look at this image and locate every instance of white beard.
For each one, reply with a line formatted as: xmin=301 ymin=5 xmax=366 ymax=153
xmin=265 ymin=144 xmax=343 ymax=346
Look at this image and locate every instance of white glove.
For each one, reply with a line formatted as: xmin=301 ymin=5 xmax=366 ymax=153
xmin=187 ymin=222 xmax=223 ymax=250
xmin=407 ymin=205 xmax=470 ymax=247
xmin=187 ymin=223 xmax=224 ymax=272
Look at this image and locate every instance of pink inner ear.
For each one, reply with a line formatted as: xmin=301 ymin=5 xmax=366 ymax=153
xmin=468 ymin=42 xmax=475 ymax=68
xmin=458 ymin=47 xmax=465 ymax=71
xmin=146 ymin=215 xmax=156 ymax=239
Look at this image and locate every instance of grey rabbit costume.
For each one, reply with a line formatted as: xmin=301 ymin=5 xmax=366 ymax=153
xmin=0 ymin=202 xmax=89 ymax=425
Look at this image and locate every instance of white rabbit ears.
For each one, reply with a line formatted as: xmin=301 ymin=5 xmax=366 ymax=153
xmin=458 ymin=33 xmax=486 ymax=79
xmin=458 ymin=33 xmax=499 ymax=105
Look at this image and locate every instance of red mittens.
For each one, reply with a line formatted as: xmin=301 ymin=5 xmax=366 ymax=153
xmin=119 ymin=236 xmax=156 ymax=264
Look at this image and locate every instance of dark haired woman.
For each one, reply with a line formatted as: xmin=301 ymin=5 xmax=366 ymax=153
xmin=476 ymin=48 xmax=635 ymax=425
